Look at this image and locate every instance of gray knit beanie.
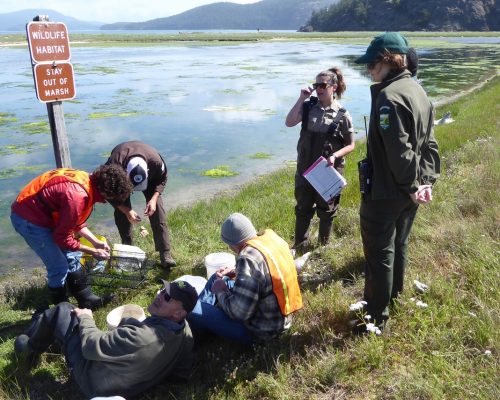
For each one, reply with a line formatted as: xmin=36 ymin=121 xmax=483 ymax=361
xmin=221 ymin=213 xmax=257 ymax=246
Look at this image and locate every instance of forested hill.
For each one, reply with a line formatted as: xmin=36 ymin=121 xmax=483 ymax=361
xmin=101 ymin=0 xmax=337 ymax=30
xmin=307 ymin=0 xmax=500 ymax=31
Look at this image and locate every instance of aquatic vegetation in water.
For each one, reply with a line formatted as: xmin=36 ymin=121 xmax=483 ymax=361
xmin=0 ymin=143 xmax=49 ymax=156
xmin=64 ymin=113 xmax=80 ymax=119
xmin=19 ymin=121 xmax=49 ymax=135
xmin=216 ymin=88 xmax=243 ymax=95
xmin=0 ymin=164 xmax=48 ymax=180
xmin=117 ymin=88 xmax=134 ymax=95
xmin=74 ymin=65 xmax=119 ymax=75
xmin=88 ymin=111 xmax=140 ymax=119
xmin=0 ymin=113 xmax=18 ymax=126
xmin=239 ymin=66 xmax=262 ymax=71
xmin=249 ymin=152 xmax=272 ymax=159
xmin=99 ymin=151 xmax=111 ymax=158
xmin=202 ymin=165 xmax=239 ymax=177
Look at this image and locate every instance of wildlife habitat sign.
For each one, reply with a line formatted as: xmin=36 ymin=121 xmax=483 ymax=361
xmin=26 ymin=21 xmax=76 ymax=102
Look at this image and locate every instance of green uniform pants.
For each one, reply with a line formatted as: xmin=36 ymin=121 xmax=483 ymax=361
xmin=360 ymin=196 xmax=418 ymax=323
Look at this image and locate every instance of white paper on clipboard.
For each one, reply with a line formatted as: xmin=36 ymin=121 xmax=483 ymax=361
xmin=303 ymin=156 xmax=347 ymax=202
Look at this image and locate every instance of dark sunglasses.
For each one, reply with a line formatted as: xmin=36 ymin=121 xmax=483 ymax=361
xmin=367 ymin=62 xmax=377 ymax=70
xmin=312 ymin=82 xmax=330 ymax=90
xmin=159 ymin=288 xmax=171 ymax=302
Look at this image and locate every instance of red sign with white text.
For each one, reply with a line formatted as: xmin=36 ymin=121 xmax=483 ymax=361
xmin=27 ymin=21 xmax=71 ymax=63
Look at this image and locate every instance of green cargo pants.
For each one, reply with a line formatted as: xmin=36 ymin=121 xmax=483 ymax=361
xmin=360 ymin=196 xmax=419 ymax=323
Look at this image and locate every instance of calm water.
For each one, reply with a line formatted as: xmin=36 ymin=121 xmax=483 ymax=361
xmin=0 ymin=38 xmax=498 ymax=272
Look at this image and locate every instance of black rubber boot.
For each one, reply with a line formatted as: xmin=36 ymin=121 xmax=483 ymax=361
xmin=66 ymin=269 xmax=114 ymax=310
xmin=318 ymin=219 xmax=333 ymax=245
xmin=160 ymin=251 xmax=177 ymax=270
xmin=14 ymin=311 xmax=51 ymax=367
xmin=47 ymin=286 xmax=68 ymax=305
xmin=293 ymin=216 xmax=311 ymax=250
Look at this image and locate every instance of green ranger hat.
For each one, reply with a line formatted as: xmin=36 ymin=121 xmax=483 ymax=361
xmin=355 ymin=32 xmax=409 ymax=64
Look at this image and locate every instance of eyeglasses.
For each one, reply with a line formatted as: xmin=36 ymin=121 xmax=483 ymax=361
xmin=367 ymin=62 xmax=377 ymax=70
xmin=159 ymin=288 xmax=171 ymax=302
xmin=312 ymin=82 xmax=330 ymax=90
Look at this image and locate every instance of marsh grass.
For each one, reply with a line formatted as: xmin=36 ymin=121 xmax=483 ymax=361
xmin=0 ymin=73 xmax=498 ymax=399
xmin=3 ymin=31 xmax=499 ymax=49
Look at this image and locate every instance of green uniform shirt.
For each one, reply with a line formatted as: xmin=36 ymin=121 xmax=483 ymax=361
xmin=297 ymin=98 xmax=354 ymax=175
xmin=367 ymin=70 xmax=440 ymax=200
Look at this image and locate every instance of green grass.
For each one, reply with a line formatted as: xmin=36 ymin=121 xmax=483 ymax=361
xmin=2 ymin=31 xmax=499 ymax=48
xmin=0 ymin=74 xmax=498 ymax=399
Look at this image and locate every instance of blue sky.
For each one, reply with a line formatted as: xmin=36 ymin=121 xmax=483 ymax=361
xmin=0 ymin=0 xmax=261 ymax=23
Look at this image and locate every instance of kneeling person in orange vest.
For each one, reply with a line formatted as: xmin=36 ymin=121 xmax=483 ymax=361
xmin=187 ymin=213 xmax=303 ymax=344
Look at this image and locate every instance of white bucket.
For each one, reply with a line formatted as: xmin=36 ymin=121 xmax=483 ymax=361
xmin=204 ymin=252 xmax=236 ymax=279
xmin=106 ymin=304 xmax=146 ymax=330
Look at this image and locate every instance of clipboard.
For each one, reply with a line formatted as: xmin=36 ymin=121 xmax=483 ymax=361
xmin=303 ymin=156 xmax=347 ymax=202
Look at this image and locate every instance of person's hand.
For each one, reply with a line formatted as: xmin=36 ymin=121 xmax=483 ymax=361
xmin=94 ymin=239 xmax=110 ymax=252
xmin=327 ymin=154 xmax=336 ymax=166
xmin=72 ymin=307 xmax=93 ymax=319
xmin=144 ymin=200 xmax=157 ymax=217
xmin=410 ymin=185 xmax=433 ymax=204
xmin=93 ymin=248 xmax=110 ymax=261
xmin=299 ymin=86 xmax=313 ymax=101
xmin=127 ymin=209 xmax=141 ymax=223
xmin=211 ymin=278 xmax=229 ymax=294
xmin=216 ymin=265 xmax=236 ymax=279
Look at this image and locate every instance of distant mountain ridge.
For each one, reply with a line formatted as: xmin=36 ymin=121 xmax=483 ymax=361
xmin=101 ymin=0 xmax=338 ymax=30
xmin=0 ymin=9 xmax=102 ymax=31
xmin=307 ymin=0 xmax=500 ymax=31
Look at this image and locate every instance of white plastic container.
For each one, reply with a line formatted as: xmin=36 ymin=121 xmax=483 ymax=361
xmin=204 ymin=252 xmax=236 ymax=278
xmin=106 ymin=304 xmax=146 ymax=330
xmin=111 ymin=244 xmax=146 ymax=272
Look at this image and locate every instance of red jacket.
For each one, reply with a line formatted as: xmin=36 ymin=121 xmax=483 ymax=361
xmin=11 ymin=169 xmax=105 ymax=250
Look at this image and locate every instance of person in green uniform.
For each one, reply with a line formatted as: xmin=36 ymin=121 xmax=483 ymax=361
xmin=286 ymin=67 xmax=355 ymax=248
xmin=353 ymin=32 xmax=440 ymax=333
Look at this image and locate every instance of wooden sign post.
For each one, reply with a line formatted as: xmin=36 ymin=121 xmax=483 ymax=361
xmin=26 ymin=16 xmax=75 ymax=168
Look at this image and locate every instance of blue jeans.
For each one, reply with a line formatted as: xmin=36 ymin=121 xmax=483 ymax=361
xmin=11 ymin=212 xmax=82 ymax=288
xmin=187 ymin=274 xmax=252 ymax=345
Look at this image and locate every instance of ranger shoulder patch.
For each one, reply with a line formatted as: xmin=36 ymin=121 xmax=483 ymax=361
xmin=379 ymin=105 xmax=391 ymax=131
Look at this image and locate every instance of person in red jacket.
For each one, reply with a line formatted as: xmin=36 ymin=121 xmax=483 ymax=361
xmin=11 ymin=165 xmax=133 ymax=309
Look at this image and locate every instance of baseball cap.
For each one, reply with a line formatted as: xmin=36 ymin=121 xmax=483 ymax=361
xmin=126 ymin=157 xmax=148 ymax=192
xmin=161 ymin=280 xmax=198 ymax=313
xmin=355 ymin=32 xmax=409 ymax=64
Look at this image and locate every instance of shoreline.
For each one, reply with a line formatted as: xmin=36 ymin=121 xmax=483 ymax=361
xmin=1 ymin=68 xmax=497 ymax=276
xmin=433 ymin=70 xmax=499 ymax=108
xmin=2 ymin=30 xmax=500 ymax=48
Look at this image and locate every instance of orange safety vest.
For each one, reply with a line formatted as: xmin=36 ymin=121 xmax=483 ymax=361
xmin=247 ymin=229 xmax=303 ymax=316
xmin=15 ymin=168 xmax=94 ymax=226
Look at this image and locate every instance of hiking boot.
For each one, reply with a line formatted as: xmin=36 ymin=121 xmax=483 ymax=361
xmin=14 ymin=334 xmax=40 ymax=367
xmin=160 ymin=252 xmax=176 ymax=269
xmin=66 ymin=269 xmax=114 ymax=310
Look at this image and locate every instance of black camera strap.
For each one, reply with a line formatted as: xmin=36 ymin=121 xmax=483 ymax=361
xmin=328 ymin=107 xmax=346 ymax=135
xmin=322 ymin=107 xmax=346 ymax=157
xmin=301 ymin=96 xmax=318 ymax=130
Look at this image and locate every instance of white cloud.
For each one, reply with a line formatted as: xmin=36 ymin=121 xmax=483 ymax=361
xmin=0 ymin=0 xmax=261 ymax=23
